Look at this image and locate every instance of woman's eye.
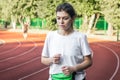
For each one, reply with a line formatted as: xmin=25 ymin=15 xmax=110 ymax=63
xmin=57 ymin=17 xmax=60 ymax=20
xmin=56 ymin=17 xmax=70 ymax=21
xmin=63 ymin=17 xmax=69 ymax=20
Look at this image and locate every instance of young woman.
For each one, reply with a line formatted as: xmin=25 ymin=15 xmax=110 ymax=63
xmin=41 ymin=3 xmax=93 ymax=80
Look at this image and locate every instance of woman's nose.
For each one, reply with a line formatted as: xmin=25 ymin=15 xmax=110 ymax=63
xmin=59 ymin=19 xmax=64 ymax=24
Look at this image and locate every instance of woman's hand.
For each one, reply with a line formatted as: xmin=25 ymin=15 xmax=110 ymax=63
xmin=41 ymin=54 xmax=61 ymax=65
xmin=61 ymin=66 xmax=76 ymax=75
xmin=52 ymin=54 xmax=61 ymax=64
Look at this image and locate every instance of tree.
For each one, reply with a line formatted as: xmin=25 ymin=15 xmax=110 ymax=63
xmin=36 ymin=0 xmax=63 ymax=30
xmin=100 ymin=0 xmax=120 ymax=41
xmin=0 ymin=0 xmax=14 ymax=28
xmin=71 ymin=0 xmax=100 ymax=33
xmin=11 ymin=0 xmax=39 ymax=30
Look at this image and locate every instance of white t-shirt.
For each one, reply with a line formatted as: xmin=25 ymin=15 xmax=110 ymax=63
xmin=42 ymin=30 xmax=92 ymax=80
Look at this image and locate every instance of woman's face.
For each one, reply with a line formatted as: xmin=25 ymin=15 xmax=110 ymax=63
xmin=56 ymin=10 xmax=73 ymax=31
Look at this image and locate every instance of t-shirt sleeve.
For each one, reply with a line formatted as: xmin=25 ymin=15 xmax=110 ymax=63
xmin=80 ymin=34 xmax=93 ymax=56
xmin=41 ymin=32 xmax=50 ymax=57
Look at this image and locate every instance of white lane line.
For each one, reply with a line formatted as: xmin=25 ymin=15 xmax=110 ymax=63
xmin=0 ymin=39 xmax=5 ymax=48
xmin=0 ymin=56 xmax=41 ymax=72
xmin=18 ymin=67 xmax=49 ymax=80
xmin=98 ymin=43 xmax=119 ymax=80
xmin=0 ymin=39 xmax=21 ymax=55
xmin=0 ymin=39 xmax=5 ymax=44
xmin=0 ymin=40 xmax=37 ymax=62
xmin=108 ymin=43 xmax=120 ymax=47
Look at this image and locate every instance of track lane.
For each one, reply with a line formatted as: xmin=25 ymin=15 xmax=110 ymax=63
xmin=86 ymin=42 xmax=119 ymax=80
xmin=0 ymin=31 xmax=47 ymax=80
xmin=98 ymin=42 xmax=120 ymax=80
xmin=0 ymin=40 xmax=43 ymax=71
xmin=18 ymin=67 xmax=49 ymax=80
xmin=0 ymin=40 xmax=21 ymax=58
xmin=0 ymin=57 xmax=47 ymax=80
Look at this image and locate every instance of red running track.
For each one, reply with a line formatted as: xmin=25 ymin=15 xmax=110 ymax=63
xmin=0 ymin=30 xmax=120 ymax=80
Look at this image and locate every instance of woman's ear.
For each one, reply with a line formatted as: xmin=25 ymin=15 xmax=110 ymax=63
xmin=71 ymin=16 xmax=76 ymax=22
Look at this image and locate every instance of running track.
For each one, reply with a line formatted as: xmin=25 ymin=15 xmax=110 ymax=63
xmin=0 ymin=30 xmax=120 ymax=80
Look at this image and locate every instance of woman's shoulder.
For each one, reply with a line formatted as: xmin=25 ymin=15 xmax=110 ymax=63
xmin=46 ymin=30 xmax=57 ymax=38
xmin=47 ymin=30 xmax=56 ymax=35
xmin=74 ymin=30 xmax=86 ymax=37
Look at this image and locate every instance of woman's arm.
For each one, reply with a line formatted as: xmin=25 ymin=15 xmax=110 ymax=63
xmin=41 ymin=56 xmax=53 ymax=65
xmin=74 ymin=55 xmax=92 ymax=71
xmin=41 ymin=54 xmax=61 ymax=65
xmin=62 ymin=55 xmax=92 ymax=75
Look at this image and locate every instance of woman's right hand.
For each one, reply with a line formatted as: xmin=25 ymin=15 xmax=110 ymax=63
xmin=52 ymin=54 xmax=61 ymax=64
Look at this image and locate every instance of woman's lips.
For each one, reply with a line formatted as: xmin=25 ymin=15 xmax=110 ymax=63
xmin=59 ymin=25 xmax=65 ymax=27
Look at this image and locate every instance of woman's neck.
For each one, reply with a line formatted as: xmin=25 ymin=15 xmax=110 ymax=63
xmin=58 ymin=28 xmax=74 ymax=36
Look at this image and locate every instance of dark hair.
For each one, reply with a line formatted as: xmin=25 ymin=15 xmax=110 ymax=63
xmin=56 ymin=3 xmax=76 ymax=18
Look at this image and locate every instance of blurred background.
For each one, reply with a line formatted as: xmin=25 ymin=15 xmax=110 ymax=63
xmin=0 ymin=0 xmax=120 ymax=41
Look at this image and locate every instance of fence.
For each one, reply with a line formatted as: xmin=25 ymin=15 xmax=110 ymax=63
xmin=74 ymin=17 xmax=108 ymax=30
xmin=30 ymin=18 xmax=46 ymax=29
xmin=0 ymin=17 xmax=108 ymax=30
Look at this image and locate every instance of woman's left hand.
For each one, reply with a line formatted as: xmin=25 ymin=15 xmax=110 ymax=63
xmin=61 ymin=66 xmax=76 ymax=75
